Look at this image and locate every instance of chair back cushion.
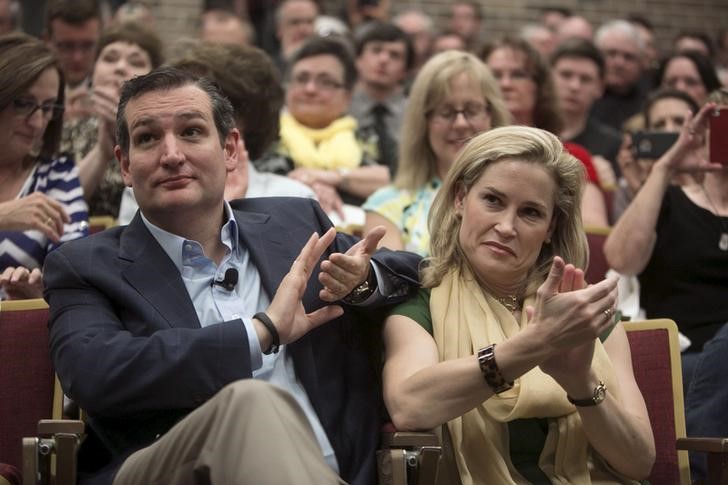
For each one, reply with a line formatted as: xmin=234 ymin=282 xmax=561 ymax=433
xmin=625 ymin=322 xmax=683 ymax=484
xmin=584 ymin=228 xmax=610 ymax=284
xmin=0 ymin=301 xmax=53 ymax=470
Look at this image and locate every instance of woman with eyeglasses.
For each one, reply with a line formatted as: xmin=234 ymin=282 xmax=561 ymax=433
xmin=254 ymin=35 xmax=389 ymax=218
xmin=363 ymin=50 xmax=510 ymax=255
xmin=62 ymin=22 xmax=163 ymax=218
xmin=0 ymin=33 xmax=88 ymax=299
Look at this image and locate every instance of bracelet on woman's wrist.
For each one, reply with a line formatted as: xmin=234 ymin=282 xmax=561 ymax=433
xmin=477 ymin=344 xmax=513 ymax=394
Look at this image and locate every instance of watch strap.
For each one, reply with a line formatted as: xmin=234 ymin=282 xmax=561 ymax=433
xmin=477 ymin=344 xmax=513 ymax=394
xmin=254 ymin=312 xmax=280 ymax=355
xmin=567 ymin=381 xmax=607 ymax=407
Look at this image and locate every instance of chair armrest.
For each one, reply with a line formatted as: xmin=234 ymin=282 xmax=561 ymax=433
xmin=23 ymin=420 xmax=84 ymax=485
xmin=381 ymin=430 xmax=440 ymax=448
xmin=677 ymin=437 xmax=728 ymax=453
xmin=378 ymin=428 xmax=441 ymax=485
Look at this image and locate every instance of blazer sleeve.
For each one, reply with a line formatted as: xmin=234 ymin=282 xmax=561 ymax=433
xmin=44 ymin=246 xmax=254 ymax=417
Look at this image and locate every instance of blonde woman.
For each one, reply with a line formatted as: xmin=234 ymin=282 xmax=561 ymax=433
xmin=363 ymin=50 xmax=510 ymax=255
xmin=383 ymin=126 xmax=655 ymax=483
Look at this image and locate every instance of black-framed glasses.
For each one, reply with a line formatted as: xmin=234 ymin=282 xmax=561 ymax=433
xmin=429 ymin=103 xmax=490 ymax=124
xmin=289 ymin=72 xmax=345 ymax=91
xmin=13 ymin=98 xmax=65 ymax=120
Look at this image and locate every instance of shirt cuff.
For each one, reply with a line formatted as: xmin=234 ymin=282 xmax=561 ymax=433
xmin=241 ymin=316 xmax=263 ymax=371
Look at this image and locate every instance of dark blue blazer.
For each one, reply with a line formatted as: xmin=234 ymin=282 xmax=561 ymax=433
xmin=43 ymin=197 xmax=420 ymax=485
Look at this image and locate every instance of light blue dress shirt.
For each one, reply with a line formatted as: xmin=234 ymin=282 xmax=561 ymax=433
xmin=141 ymin=203 xmax=340 ymax=471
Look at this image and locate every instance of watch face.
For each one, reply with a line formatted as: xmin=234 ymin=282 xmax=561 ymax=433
xmin=594 ymin=384 xmax=607 ymax=403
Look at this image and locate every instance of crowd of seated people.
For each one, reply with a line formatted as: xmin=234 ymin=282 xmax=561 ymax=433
xmin=1 ymin=0 xmax=727 ymax=483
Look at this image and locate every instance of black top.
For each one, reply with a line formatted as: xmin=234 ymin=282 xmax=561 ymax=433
xmin=639 ymin=186 xmax=728 ymax=350
xmin=570 ymin=117 xmax=623 ymax=177
xmin=590 ymin=80 xmax=649 ymax=132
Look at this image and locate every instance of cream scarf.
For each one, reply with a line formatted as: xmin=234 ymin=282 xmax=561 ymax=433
xmin=430 ymin=268 xmax=637 ymax=485
xmin=279 ymin=112 xmax=363 ymax=170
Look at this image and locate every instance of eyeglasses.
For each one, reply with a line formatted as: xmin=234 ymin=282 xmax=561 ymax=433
xmin=429 ymin=103 xmax=490 ymax=124
xmin=492 ymin=69 xmax=532 ymax=82
xmin=289 ymin=72 xmax=345 ymax=91
xmin=13 ymin=98 xmax=65 ymax=120
xmin=53 ymin=40 xmax=96 ymax=54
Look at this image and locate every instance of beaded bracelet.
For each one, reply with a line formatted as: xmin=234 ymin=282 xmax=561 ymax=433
xmin=477 ymin=344 xmax=513 ymax=394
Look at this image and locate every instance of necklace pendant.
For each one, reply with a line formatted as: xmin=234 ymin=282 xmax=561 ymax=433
xmin=720 ymin=233 xmax=728 ymax=251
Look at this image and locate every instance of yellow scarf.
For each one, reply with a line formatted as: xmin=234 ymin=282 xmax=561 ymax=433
xmin=430 ymin=268 xmax=637 ymax=485
xmin=279 ymin=112 xmax=363 ymax=170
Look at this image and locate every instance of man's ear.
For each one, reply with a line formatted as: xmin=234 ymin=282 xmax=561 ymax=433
xmin=224 ymin=128 xmax=241 ymax=172
xmin=117 ymin=146 xmax=133 ymax=187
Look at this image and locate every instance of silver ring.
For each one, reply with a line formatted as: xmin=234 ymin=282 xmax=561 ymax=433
xmin=603 ymin=308 xmax=612 ymax=319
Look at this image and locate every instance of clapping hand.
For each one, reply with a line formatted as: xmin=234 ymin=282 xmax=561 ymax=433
xmin=318 ymin=225 xmax=386 ymax=302
xmin=525 ymin=257 xmax=618 ymax=386
xmin=0 ymin=193 xmax=69 ymax=243
xmin=265 ymin=228 xmax=344 ymax=346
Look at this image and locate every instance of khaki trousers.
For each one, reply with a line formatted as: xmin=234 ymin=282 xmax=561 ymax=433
xmin=113 ymin=380 xmax=346 ymax=485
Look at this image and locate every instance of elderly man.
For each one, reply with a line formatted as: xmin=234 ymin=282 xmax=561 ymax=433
xmin=274 ymin=0 xmax=318 ymax=72
xmin=44 ymin=67 xmax=420 ymax=484
xmin=590 ymin=20 xmax=648 ymax=131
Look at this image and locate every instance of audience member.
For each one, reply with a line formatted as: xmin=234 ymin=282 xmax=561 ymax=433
xmin=0 ymin=34 xmax=88 ymax=300
xmin=657 ymin=51 xmax=722 ymax=107
xmin=393 ymin=8 xmax=433 ymax=75
xmin=604 ymin=98 xmax=727 ymax=400
xmin=44 ymin=0 xmax=102 ymax=116
xmin=43 ymin=66 xmax=421 ymax=485
xmin=556 ymin=15 xmax=593 ymax=42
xmin=716 ymin=29 xmax=728 ymax=85
xmin=551 ymin=38 xmax=623 ymax=182
xmin=674 ymin=30 xmax=714 ymax=60
xmin=344 ymin=0 xmax=391 ymax=31
xmin=627 ymin=14 xmax=659 ymax=75
xmin=611 ymin=88 xmax=698 ymax=221
xmin=484 ymin=37 xmax=608 ymax=226
xmin=0 ymin=0 xmax=18 ymax=35
xmin=431 ymin=31 xmax=466 ymax=54
xmin=112 ymin=1 xmax=155 ymax=27
xmin=540 ymin=6 xmax=571 ymax=33
xmin=274 ymin=0 xmax=318 ymax=73
xmin=382 ymin=125 xmax=655 ymax=483
xmin=61 ymin=22 xmax=162 ymax=218
xmin=118 ymin=41 xmax=316 ymax=225
xmin=591 ymin=20 xmax=648 ymax=131
xmin=363 ymin=50 xmax=509 ymax=255
xmin=447 ymin=1 xmax=482 ymax=52
xmin=519 ymin=23 xmax=557 ymax=59
xmin=200 ymin=8 xmax=255 ymax=46
xmin=255 ymin=36 xmax=389 ymax=214
xmin=350 ymin=22 xmax=412 ymax=175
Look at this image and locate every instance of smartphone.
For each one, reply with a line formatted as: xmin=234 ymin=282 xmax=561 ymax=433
xmin=710 ymin=107 xmax=728 ymax=165
xmin=631 ymin=131 xmax=679 ymax=160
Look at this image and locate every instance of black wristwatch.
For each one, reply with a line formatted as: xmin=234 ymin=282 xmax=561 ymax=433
xmin=567 ymin=381 xmax=607 ymax=407
xmin=342 ymin=267 xmax=377 ymax=304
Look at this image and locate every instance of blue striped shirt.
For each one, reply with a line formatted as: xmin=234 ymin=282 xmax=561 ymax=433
xmin=0 ymin=155 xmax=88 ymax=271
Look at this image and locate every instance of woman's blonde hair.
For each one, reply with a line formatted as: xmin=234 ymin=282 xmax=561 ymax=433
xmin=395 ymin=50 xmax=510 ymax=191
xmin=422 ymin=125 xmax=587 ymax=294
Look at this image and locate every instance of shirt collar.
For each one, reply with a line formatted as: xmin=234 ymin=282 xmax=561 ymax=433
xmin=140 ymin=201 xmax=240 ymax=273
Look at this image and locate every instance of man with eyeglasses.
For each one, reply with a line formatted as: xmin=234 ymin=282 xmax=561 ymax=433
xmin=274 ymin=0 xmax=319 ymax=74
xmin=591 ymin=20 xmax=648 ymax=132
xmin=44 ymin=0 xmax=101 ymax=118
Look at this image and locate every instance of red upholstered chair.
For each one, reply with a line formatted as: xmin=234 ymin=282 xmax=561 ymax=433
xmin=0 ymin=298 xmax=83 ymax=485
xmin=0 ymin=299 xmax=56 ymax=476
xmin=87 ymin=215 xmax=116 ymax=235
xmin=584 ymin=226 xmax=611 ymax=284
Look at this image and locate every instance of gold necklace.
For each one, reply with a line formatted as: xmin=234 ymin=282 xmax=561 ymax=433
xmin=700 ymin=183 xmax=728 ymax=251
xmin=494 ymin=294 xmax=520 ymax=313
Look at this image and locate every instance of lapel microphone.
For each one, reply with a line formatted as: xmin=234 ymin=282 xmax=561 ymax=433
xmin=212 ymin=268 xmax=239 ymax=291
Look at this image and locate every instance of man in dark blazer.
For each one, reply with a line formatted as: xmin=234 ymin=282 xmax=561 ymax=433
xmin=43 ymin=67 xmax=420 ymax=484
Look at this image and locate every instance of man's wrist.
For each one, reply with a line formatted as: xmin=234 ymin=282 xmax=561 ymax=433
xmin=342 ymin=266 xmax=377 ymax=304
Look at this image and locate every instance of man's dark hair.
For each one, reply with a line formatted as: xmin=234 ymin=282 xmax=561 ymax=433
xmin=116 ymin=66 xmax=235 ymax=154
xmin=355 ymin=21 xmax=415 ymax=71
xmin=453 ymin=1 xmax=482 ymax=20
xmin=626 ymin=14 xmax=653 ymax=32
xmin=550 ymin=37 xmax=605 ymax=79
xmin=675 ymin=30 xmax=715 ymax=59
xmin=45 ymin=0 xmax=100 ymax=34
xmin=172 ymin=42 xmax=284 ymax=161
xmin=540 ymin=6 xmax=572 ymax=18
xmin=287 ymin=35 xmax=358 ymax=91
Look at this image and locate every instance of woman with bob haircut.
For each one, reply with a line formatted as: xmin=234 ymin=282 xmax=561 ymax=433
xmin=0 ymin=33 xmax=88 ymax=299
xmin=363 ymin=50 xmax=510 ymax=255
xmin=62 ymin=21 xmax=163 ymax=218
xmin=382 ymin=125 xmax=655 ymax=483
